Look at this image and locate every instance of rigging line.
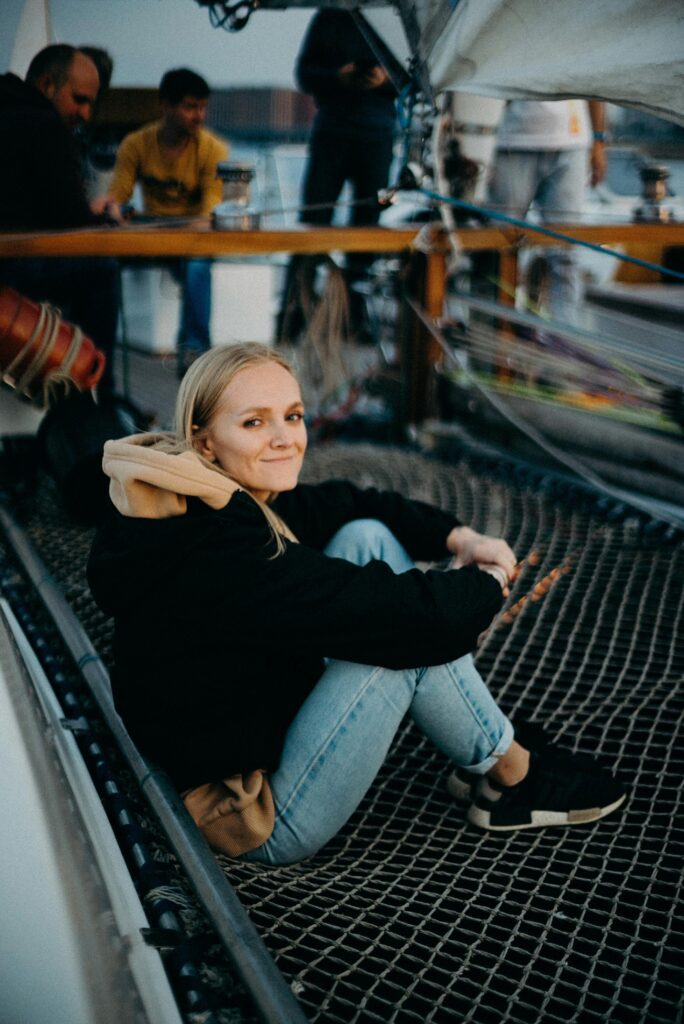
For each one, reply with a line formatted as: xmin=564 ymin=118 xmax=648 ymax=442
xmin=448 ymin=307 xmax=684 ymax=387
xmin=404 ymin=295 xmax=684 ymax=529
xmin=447 ymin=290 xmax=684 ymax=379
xmin=0 ymin=197 xmax=380 ymax=244
xmin=391 ymin=0 xmax=435 ymax=108
xmin=261 ymin=195 xmax=380 ymax=220
xmin=452 ymin=315 xmax=671 ymax=392
xmin=448 ymin=364 xmax=663 ymax=412
xmin=417 ymin=187 xmax=684 ymax=284
xmin=575 ymin=293 xmax=684 ymax=345
xmin=468 ymin=274 xmax=676 ymax=395
xmin=469 ymin=273 xmax=671 ymax=392
xmin=450 ymin=311 xmax=671 ymax=407
xmin=456 ymin=321 xmax=684 ymax=390
xmin=450 ymin=324 xmax=663 ymax=399
xmin=447 ymin=351 xmax=662 ymax=409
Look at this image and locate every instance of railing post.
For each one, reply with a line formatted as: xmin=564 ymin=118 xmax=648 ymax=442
xmin=398 ymin=233 xmax=447 ymax=430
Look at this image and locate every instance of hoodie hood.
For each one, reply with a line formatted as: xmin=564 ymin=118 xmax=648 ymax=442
xmin=103 ymin=432 xmax=241 ymax=518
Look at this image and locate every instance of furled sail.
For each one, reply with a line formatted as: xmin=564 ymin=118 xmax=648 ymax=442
xmin=410 ymin=0 xmax=684 ymax=124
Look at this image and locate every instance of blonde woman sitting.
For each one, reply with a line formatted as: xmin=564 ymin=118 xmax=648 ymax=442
xmin=88 ymin=343 xmax=625 ymax=864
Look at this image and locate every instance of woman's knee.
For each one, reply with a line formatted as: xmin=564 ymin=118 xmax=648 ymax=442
xmin=328 ymin=518 xmax=391 ymax=550
xmin=325 ymin=519 xmax=412 ymax=572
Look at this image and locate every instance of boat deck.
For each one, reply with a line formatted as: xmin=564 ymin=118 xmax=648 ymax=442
xmin=0 ymin=383 xmax=681 ymax=1022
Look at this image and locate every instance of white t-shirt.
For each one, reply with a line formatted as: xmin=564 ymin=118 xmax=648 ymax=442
xmin=496 ymin=100 xmax=591 ymax=151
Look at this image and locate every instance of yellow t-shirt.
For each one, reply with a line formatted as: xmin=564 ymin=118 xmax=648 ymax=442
xmin=109 ymin=121 xmax=229 ymax=216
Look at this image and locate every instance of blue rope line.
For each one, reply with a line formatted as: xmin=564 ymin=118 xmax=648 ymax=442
xmin=397 ymin=84 xmax=414 ymax=131
xmin=397 ymin=85 xmax=415 ymax=170
xmin=417 ymin=186 xmax=684 ymax=283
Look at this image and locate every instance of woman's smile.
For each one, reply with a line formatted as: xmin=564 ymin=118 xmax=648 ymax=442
xmin=198 ymin=360 xmax=307 ymax=499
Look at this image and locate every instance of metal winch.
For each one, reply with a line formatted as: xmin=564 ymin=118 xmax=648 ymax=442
xmin=212 ymin=161 xmax=261 ymax=230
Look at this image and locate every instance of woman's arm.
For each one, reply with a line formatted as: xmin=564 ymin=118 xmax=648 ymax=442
xmin=90 ymin=493 xmax=505 ymax=674
xmin=277 ymin=481 xmax=517 ymax=586
xmin=275 ymin=480 xmax=458 ymax=561
xmin=193 ymin=495 xmax=505 ymax=668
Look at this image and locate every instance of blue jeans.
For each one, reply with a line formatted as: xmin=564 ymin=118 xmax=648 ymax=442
xmin=169 ymin=258 xmax=212 ymax=358
xmin=488 ymin=147 xmax=587 ymax=322
xmin=243 ymin=520 xmax=513 ymax=866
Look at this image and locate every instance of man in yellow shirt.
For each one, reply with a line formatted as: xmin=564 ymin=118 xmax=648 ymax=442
xmin=100 ymin=68 xmax=228 ymax=375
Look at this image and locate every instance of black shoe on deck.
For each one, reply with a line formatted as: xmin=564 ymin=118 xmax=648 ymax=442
xmin=467 ymin=748 xmax=627 ymax=831
xmin=446 ymin=718 xmax=554 ymax=803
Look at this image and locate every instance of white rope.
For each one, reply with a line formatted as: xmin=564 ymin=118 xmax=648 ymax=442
xmin=2 ymin=300 xmax=85 ymax=405
xmin=3 ymin=301 xmax=56 ymax=393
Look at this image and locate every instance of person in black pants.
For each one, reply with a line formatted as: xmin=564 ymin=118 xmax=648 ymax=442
xmin=278 ymin=10 xmax=399 ymax=344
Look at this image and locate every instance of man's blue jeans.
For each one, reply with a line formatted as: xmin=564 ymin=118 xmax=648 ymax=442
xmin=170 ymin=258 xmax=212 ymax=360
xmin=243 ymin=519 xmax=513 ymax=865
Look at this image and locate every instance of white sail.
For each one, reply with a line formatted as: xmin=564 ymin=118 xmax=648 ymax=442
xmin=412 ymin=0 xmax=684 ymax=124
xmin=8 ymin=0 xmax=52 ymax=75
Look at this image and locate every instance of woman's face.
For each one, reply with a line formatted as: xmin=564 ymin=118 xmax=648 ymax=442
xmin=198 ymin=360 xmax=307 ymax=499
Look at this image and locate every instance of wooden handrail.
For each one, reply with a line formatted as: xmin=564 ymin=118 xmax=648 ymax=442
xmin=1 ymin=221 xmax=683 ymax=259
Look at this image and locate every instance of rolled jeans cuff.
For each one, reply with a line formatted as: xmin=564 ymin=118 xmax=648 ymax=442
xmin=467 ymin=716 xmax=514 ymax=776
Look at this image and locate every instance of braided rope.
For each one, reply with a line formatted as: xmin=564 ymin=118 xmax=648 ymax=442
xmin=2 ymin=300 xmax=50 ymax=388
xmin=2 ymin=300 xmax=85 ymax=405
xmin=41 ymin=317 xmax=88 ymax=408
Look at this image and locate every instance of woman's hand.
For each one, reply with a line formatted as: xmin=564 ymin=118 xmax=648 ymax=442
xmin=446 ymin=526 xmax=517 ymax=593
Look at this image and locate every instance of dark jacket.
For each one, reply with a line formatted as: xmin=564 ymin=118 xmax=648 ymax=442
xmin=0 ymin=72 xmax=99 ymax=230
xmin=88 ymin=478 xmax=503 ymax=791
xmin=296 ymin=10 xmax=398 ymax=136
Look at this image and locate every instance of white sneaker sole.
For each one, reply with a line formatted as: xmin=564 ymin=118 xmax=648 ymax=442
xmin=468 ymin=792 xmax=626 ymax=831
xmin=446 ymin=772 xmax=474 ymax=803
xmin=447 ymin=772 xmax=500 ymax=804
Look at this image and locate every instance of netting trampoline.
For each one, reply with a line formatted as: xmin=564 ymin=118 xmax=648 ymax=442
xmin=2 ymin=439 xmax=682 ymax=1024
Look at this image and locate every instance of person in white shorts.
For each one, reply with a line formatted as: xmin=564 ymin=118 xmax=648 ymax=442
xmin=488 ymin=100 xmax=607 ymax=324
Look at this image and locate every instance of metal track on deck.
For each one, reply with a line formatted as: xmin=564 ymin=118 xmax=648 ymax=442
xmin=2 ymin=441 xmax=682 ymax=1024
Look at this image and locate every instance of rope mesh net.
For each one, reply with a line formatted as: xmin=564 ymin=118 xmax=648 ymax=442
xmin=5 ymin=440 xmax=683 ymax=1024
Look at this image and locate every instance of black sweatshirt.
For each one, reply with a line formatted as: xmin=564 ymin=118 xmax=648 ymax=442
xmin=87 ymin=480 xmax=503 ymax=790
xmin=0 ymin=73 xmax=101 ymax=230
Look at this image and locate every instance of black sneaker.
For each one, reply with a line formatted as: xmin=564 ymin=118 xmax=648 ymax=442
xmin=446 ymin=719 xmax=553 ymax=803
xmin=467 ymin=748 xmax=627 ymax=831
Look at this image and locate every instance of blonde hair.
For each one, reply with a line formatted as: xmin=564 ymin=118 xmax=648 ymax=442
xmin=160 ymin=343 xmax=301 ymax=553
